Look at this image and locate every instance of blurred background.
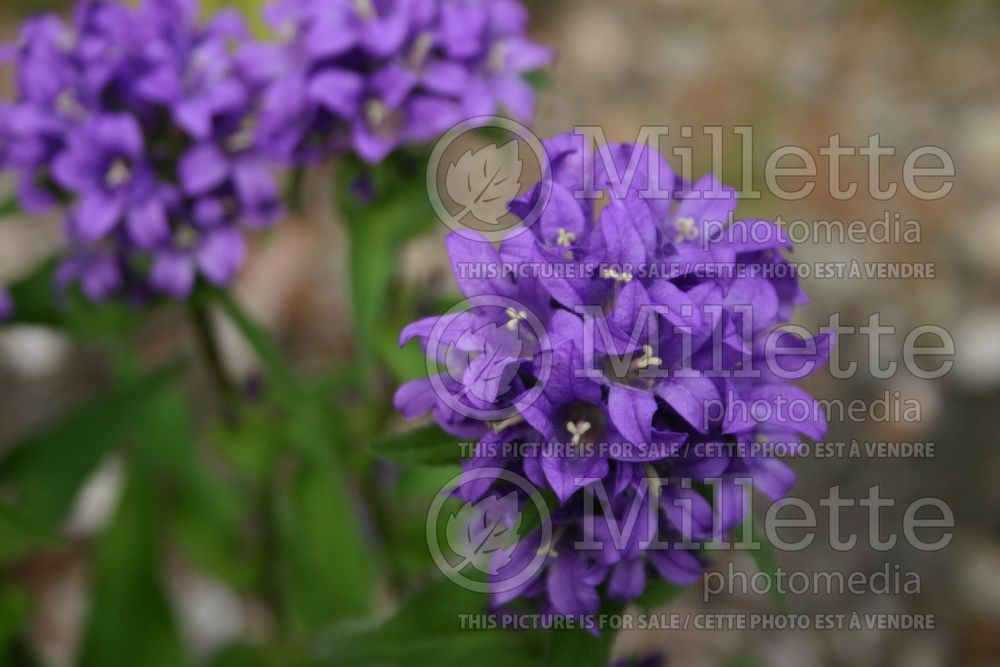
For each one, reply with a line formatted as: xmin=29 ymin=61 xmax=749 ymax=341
xmin=2 ymin=1 xmax=999 ymax=666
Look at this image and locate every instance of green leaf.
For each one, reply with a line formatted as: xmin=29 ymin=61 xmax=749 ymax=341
xmin=744 ymin=521 xmax=787 ymax=613
xmin=524 ymin=70 xmax=552 ymax=92
xmin=274 ymin=411 xmax=375 ymax=631
xmin=79 ymin=369 xmax=198 ymax=667
xmin=314 ymin=578 xmax=545 ymax=667
xmin=0 ymin=197 xmax=20 ymax=220
xmin=634 ymin=578 xmax=685 ymax=612
xmin=0 ymin=359 xmax=187 ymax=552
xmin=513 ymin=487 xmax=558 ymax=541
xmin=0 ymin=586 xmax=30 ymax=652
xmin=0 ymin=507 xmax=57 ymax=567
xmin=721 ymin=657 xmax=765 ymax=667
xmin=337 ymin=156 xmax=436 ymax=380
xmin=0 ymin=582 xmax=40 ymax=667
xmin=168 ymin=414 xmax=259 ymax=591
xmin=368 ymin=424 xmax=464 ymax=467
xmin=544 ymin=614 xmax=619 ymax=667
xmin=208 ymin=405 xmax=285 ymax=484
xmin=379 ymin=323 xmax=427 ymax=383
xmin=77 ymin=464 xmax=189 ymax=667
xmin=210 ymin=643 xmax=300 ymax=667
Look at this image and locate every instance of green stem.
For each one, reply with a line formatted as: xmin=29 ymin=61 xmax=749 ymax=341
xmin=260 ymin=464 xmax=291 ymax=643
xmin=191 ymin=297 xmax=296 ymax=641
xmin=189 ymin=301 xmax=237 ymax=404
xmin=357 ymin=463 xmax=407 ymax=596
xmin=205 ymin=287 xmax=301 ymax=402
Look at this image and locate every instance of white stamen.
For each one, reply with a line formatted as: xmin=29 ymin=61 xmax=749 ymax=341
xmin=505 ymin=306 xmax=527 ymax=331
xmin=633 ymin=344 xmax=662 ymax=370
xmin=601 ymin=267 xmax=633 ymax=283
xmin=355 ymin=0 xmax=375 ymax=20
xmin=407 ymin=32 xmax=434 ymax=70
xmin=643 ymin=462 xmax=663 ymax=505
xmin=364 ymin=99 xmax=388 ymax=129
xmin=105 ymin=159 xmax=132 ymax=188
xmin=566 ymin=420 xmax=591 ymax=446
xmin=490 ymin=414 xmax=524 ymax=433
xmin=555 ymin=227 xmax=576 ymax=247
xmin=674 ymin=216 xmax=698 ymax=242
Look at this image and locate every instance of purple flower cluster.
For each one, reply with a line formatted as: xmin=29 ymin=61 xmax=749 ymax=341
xmin=0 ymin=0 xmax=281 ymax=300
xmin=395 ymin=134 xmax=831 ymax=616
xmin=242 ymin=0 xmax=552 ymax=164
xmin=0 ymin=286 xmax=12 ymax=321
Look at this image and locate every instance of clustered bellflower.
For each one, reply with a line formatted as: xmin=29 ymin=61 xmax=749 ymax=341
xmin=0 ymin=0 xmax=282 ymax=301
xmin=243 ymin=0 xmax=552 ymax=164
xmin=395 ymin=134 xmax=832 ymax=617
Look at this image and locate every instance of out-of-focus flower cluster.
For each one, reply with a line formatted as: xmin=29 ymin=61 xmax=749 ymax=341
xmin=396 ymin=134 xmax=831 ymax=617
xmin=0 ymin=285 xmax=11 ymax=321
xmin=243 ymin=0 xmax=552 ymax=164
xmin=0 ymin=0 xmax=282 ymax=301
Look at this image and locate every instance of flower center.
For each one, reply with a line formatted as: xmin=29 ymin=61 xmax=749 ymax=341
xmin=355 ymin=0 xmax=375 ymax=20
xmin=630 ymin=344 xmax=662 ymax=371
xmin=553 ymin=228 xmax=576 ymax=260
xmin=674 ymin=216 xmax=698 ymax=243
xmin=556 ymin=401 xmax=605 ymax=452
xmin=364 ymin=99 xmax=403 ymax=139
xmin=226 ymin=117 xmax=256 ymax=153
xmin=365 ymin=99 xmax=388 ymax=128
xmin=56 ymin=89 xmax=85 ymax=118
xmin=602 ymin=343 xmax=662 ymax=389
xmin=175 ymin=226 xmax=199 ymax=250
xmin=105 ymin=158 xmax=132 ymax=188
xmin=505 ymin=306 xmax=527 ymax=331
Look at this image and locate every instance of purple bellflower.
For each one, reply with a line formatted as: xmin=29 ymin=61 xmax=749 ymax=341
xmin=0 ymin=0 xmax=282 ymax=301
xmin=242 ymin=0 xmax=552 ymax=164
xmin=395 ymin=134 xmax=831 ymax=616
